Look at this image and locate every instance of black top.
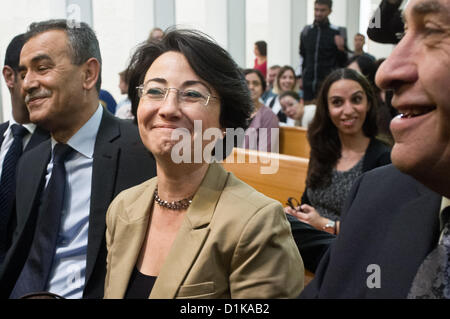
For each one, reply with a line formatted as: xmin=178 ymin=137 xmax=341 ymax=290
xmin=125 ymin=267 xmax=157 ymax=299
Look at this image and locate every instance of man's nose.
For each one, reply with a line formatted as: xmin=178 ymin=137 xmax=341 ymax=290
xmin=22 ymin=71 xmax=39 ymax=93
xmin=375 ymin=32 xmax=418 ymax=91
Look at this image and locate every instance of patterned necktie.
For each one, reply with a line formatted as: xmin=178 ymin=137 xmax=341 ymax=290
xmin=10 ymin=143 xmax=73 ymax=298
xmin=0 ymin=124 xmax=29 ymax=258
xmin=408 ymin=206 xmax=450 ymax=299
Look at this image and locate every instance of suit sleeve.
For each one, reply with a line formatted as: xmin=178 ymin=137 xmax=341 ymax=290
xmin=229 ymin=202 xmax=304 ymax=298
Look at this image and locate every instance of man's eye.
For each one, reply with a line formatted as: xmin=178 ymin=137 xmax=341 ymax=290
xmin=423 ymin=27 xmax=443 ymax=36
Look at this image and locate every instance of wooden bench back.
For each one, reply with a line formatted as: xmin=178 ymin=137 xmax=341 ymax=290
xmin=279 ymin=126 xmax=310 ymax=158
xmin=221 ymin=148 xmax=308 ymax=205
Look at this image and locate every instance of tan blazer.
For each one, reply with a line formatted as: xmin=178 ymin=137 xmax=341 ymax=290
xmin=104 ymin=163 xmax=304 ymax=299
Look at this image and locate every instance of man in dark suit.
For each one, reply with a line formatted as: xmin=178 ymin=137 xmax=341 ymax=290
xmin=301 ymin=0 xmax=450 ymax=298
xmin=0 ymin=34 xmax=49 ymax=262
xmin=0 ymin=20 xmax=156 ymax=299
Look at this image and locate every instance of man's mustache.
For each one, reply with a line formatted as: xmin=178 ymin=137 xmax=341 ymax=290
xmin=24 ymin=89 xmax=52 ymax=104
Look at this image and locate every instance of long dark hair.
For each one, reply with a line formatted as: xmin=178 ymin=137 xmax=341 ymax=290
xmin=306 ymin=68 xmax=379 ymax=189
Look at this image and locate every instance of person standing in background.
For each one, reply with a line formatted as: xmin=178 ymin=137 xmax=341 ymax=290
xmin=253 ymin=41 xmax=267 ymax=78
xmin=299 ymin=0 xmax=348 ymax=103
xmin=115 ymin=69 xmax=134 ymax=120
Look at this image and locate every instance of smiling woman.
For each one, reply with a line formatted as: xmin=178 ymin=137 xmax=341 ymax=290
xmin=103 ymin=29 xmax=304 ymax=299
xmin=285 ymin=68 xmax=391 ymax=234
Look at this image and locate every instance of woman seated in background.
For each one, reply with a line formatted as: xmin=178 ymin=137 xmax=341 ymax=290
xmin=347 ymin=55 xmax=394 ymax=145
xmin=279 ymin=91 xmax=316 ymax=128
xmin=265 ymin=65 xmax=299 ymax=124
xmin=285 ymin=68 xmax=391 ymax=235
xmin=242 ymin=69 xmax=279 ymax=152
xmin=104 ymin=29 xmax=304 ymax=299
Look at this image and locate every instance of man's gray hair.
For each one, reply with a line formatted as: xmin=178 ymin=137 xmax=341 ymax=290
xmin=24 ymin=19 xmax=102 ymax=92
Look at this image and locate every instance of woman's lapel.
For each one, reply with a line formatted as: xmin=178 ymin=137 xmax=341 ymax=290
xmin=150 ymin=163 xmax=229 ymax=298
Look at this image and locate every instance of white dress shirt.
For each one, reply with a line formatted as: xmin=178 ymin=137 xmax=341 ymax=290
xmin=45 ymin=105 xmax=103 ymax=299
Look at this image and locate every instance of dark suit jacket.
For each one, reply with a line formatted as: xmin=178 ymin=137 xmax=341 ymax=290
xmin=0 ymin=111 xmax=156 ymax=299
xmin=300 ymin=164 xmax=442 ymax=298
xmin=0 ymin=121 xmax=49 ymax=154
xmin=0 ymin=122 xmax=50 ymax=253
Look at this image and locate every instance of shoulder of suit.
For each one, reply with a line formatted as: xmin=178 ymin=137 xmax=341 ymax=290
xmin=329 ymin=24 xmax=340 ymax=31
xmin=0 ymin=121 xmax=9 ymax=134
xmin=358 ymin=164 xmax=424 ymax=195
xmin=110 ymin=177 xmax=154 ymax=207
xmin=301 ymin=25 xmax=315 ymax=38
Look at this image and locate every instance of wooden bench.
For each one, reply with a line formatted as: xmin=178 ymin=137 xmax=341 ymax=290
xmin=279 ymin=126 xmax=310 ymax=158
xmin=221 ymin=148 xmax=308 ymax=205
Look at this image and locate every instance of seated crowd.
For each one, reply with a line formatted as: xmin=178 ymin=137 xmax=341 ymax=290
xmin=0 ymin=0 xmax=449 ymax=300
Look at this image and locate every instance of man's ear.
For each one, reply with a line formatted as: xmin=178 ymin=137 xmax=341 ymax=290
xmin=82 ymin=58 xmax=100 ymax=91
xmin=2 ymin=66 xmax=16 ymax=89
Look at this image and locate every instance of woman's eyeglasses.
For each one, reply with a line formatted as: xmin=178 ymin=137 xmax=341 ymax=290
xmin=136 ymin=85 xmax=218 ymax=107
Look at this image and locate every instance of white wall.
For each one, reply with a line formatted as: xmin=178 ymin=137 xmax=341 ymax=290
xmin=176 ymin=0 xmax=228 ymax=49
xmin=92 ymin=0 xmax=154 ymax=102
xmin=0 ymin=0 xmax=399 ymax=122
xmin=245 ymin=0 xmax=269 ymax=68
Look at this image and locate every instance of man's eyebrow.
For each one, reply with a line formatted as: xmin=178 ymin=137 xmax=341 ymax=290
xmin=18 ymin=54 xmax=53 ymax=71
xmin=412 ymin=0 xmax=442 ymax=15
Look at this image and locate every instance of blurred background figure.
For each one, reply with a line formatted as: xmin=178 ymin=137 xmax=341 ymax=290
xmin=115 ymin=69 xmax=134 ymax=120
xmin=147 ymin=27 xmax=164 ymax=43
xmin=242 ymin=69 xmax=279 ymax=152
xmin=279 ymin=91 xmax=316 ymax=128
xmin=285 ymin=69 xmax=391 ymax=234
xmin=253 ymin=40 xmax=267 ymax=78
xmin=261 ymin=65 xmax=280 ymax=103
xmin=265 ymin=65 xmax=299 ymax=124
xmin=99 ymin=89 xmax=117 ymax=114
xmin=299 ymin=0 xmax=348 ymax=104
xmin=350 ymin=33 xmax=375 ymax=61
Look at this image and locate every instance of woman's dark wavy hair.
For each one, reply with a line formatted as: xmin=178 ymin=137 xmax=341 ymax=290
xmin=127 ymin=28 xmax=252 ymax=131
xmin=306 ymin=68 xmax=379 ymax=189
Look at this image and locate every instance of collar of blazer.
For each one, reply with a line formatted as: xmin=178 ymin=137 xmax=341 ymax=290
xmin=106 ymin=162 xmax=229 ymax=298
